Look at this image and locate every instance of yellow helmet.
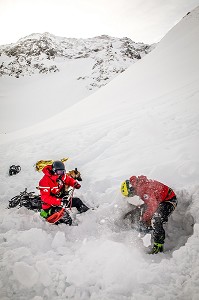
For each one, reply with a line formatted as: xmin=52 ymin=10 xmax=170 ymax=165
xmin=121 ymin=180 xmax=135 ymax=197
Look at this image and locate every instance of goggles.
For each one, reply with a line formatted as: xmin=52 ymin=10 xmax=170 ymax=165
xmin=55 ymin=169 xmax=65 ymax=176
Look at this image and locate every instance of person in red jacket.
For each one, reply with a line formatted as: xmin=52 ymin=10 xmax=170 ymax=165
xmin=39 ymin=161 xmax=89 ymax=225
xmin=121 ymin=175 xmax=177 ymax=254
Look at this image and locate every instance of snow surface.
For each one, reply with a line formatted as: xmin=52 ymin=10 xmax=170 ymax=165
xmin=0 ymin=7 xmax=199 ymax=300
xmin=0 ymin=34 xmax=152 ymax=132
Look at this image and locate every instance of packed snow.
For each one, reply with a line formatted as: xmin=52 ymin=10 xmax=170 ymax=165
xmin=0 ymin=7 xmax=199 ymax=300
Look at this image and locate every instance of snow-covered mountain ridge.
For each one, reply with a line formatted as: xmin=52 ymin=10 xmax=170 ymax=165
xmin=0 ymin=33 xmax=153 ymax=90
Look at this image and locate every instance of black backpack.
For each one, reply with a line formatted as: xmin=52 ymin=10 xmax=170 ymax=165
xmin=9 ymin=165 xmax=21 ymax=176
xmin=8 ymin=188 xmax=42 ymax=211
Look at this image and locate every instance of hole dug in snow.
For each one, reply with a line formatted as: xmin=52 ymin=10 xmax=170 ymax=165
xmin=163 ymin=189 xmax=194 ymax=252
xmin=119 ymin=190 xmax=195 ymax=255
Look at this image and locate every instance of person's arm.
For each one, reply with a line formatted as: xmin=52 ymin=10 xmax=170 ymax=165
xmin=141 ymin=195 xmax=159 ymax=222
xmin=64 ymin=175 xmax=81 ymax=189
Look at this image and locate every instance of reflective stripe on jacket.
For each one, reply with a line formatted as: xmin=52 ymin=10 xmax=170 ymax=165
xmin=39 ymin=165 xmax=76 ymax=209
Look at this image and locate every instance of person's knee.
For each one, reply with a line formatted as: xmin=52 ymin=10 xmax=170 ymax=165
xmin=151 ymin=215 xmax=162 ymax=229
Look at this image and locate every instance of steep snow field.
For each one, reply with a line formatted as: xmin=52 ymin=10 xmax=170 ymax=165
xmin=0 ymin=7 xmax=199 ymax=300
xmin=0 ymin=58 xmax=94 ymax=132
xmin=0 ymin=34 xmax=151 ymax=133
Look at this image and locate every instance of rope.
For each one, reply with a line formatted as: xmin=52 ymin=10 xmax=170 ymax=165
xmin=66 ymin=188 xmax=75 ymax=211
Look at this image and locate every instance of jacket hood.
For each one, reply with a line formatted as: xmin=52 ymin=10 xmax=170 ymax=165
xmin=129 ymin=176 xmax=138 ymax=187
xmin=42 ymin=165 xmax=53 ymax=176
xmin=130 ymin=175 xmax=149 ymax=192
xmin=41 ymin=165 xmax=67 ymax=182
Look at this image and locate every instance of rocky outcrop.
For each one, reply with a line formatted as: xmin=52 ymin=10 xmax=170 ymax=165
xmin=0 ymin=32 xmax=154 ymax=89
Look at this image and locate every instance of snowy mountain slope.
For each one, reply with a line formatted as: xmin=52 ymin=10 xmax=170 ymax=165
xmin=0 ymin=62 xmax=94 ymax=133
xmin=0 ymin=34 xmax=153 ymax=133
xmin=0 ymin=33 xmax=151 ymax=82
xmin=0 ymin=7 xmax=199 ymax=300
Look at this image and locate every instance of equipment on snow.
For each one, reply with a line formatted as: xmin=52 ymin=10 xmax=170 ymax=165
xmin=8 ymin=188 xmax=82 ymax=226
xmin=34 ymin=157 xmax=69 ymax=172
xmin=9 ymin=165 xmax=21 ymax=176
xmin=8 ymin=188 xmax=42 ymax=210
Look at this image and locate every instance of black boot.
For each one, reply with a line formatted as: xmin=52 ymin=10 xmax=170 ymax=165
xmin=148 ymin=243 xmax=164 ymax=254
xmin=78 ymin=204 xmax=89 ymax=214
xmin=57 ymin=211 xmax=72 ymax=226
xmin=72 ymin=197 xmax=90 ymax=214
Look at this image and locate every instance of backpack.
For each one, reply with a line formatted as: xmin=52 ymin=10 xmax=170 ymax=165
xmin=34 ymin=157 xmax=69 ymax=172
xmin=9 ymin=165 xmax=21 ymax=176
xmin=8 ymin=188 xmax=42 ymax=211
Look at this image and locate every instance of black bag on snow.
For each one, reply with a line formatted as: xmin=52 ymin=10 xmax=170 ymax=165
xmin=8 ymin=188 xmax=42 ymax=210
xmin=9 ymin=165 xmax=21 ymax=176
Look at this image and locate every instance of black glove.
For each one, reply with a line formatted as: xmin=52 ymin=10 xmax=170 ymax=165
xmin=74 ymin=182 xmax=81 ymax=189
xmin=137 ymin=221 xmax=152 ymax=233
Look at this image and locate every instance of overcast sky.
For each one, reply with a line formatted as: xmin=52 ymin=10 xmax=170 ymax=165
xmin=0 ymin=0 xmax=199 ymax=45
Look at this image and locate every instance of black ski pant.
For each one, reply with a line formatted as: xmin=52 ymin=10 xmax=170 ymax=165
xmin=65 ymin=197 xmax=89 ymax=213
xmin=151 ymin=197 xmax=177 ymax=244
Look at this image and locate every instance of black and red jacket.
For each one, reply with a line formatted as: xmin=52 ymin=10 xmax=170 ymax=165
xmin=130 ymin=175 xmax=176 ymax=222
xmin=39 ymin=165 xmax=77 ymax=210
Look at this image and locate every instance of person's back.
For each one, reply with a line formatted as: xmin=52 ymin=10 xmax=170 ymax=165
xmin=131 ymin=175 xmax=176 ymax=204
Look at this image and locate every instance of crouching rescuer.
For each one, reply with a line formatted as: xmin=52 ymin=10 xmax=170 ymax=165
xmin=121 ymin=175 xmax=177 ymax=254
xmin=39 ymin=161 xmax=89 ymax=225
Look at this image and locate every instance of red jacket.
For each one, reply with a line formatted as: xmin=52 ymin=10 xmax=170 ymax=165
xmin=39 ymin=165 xmax=77 ymax=209
xmin=130 ymin=175 xmax=176 ymax=222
